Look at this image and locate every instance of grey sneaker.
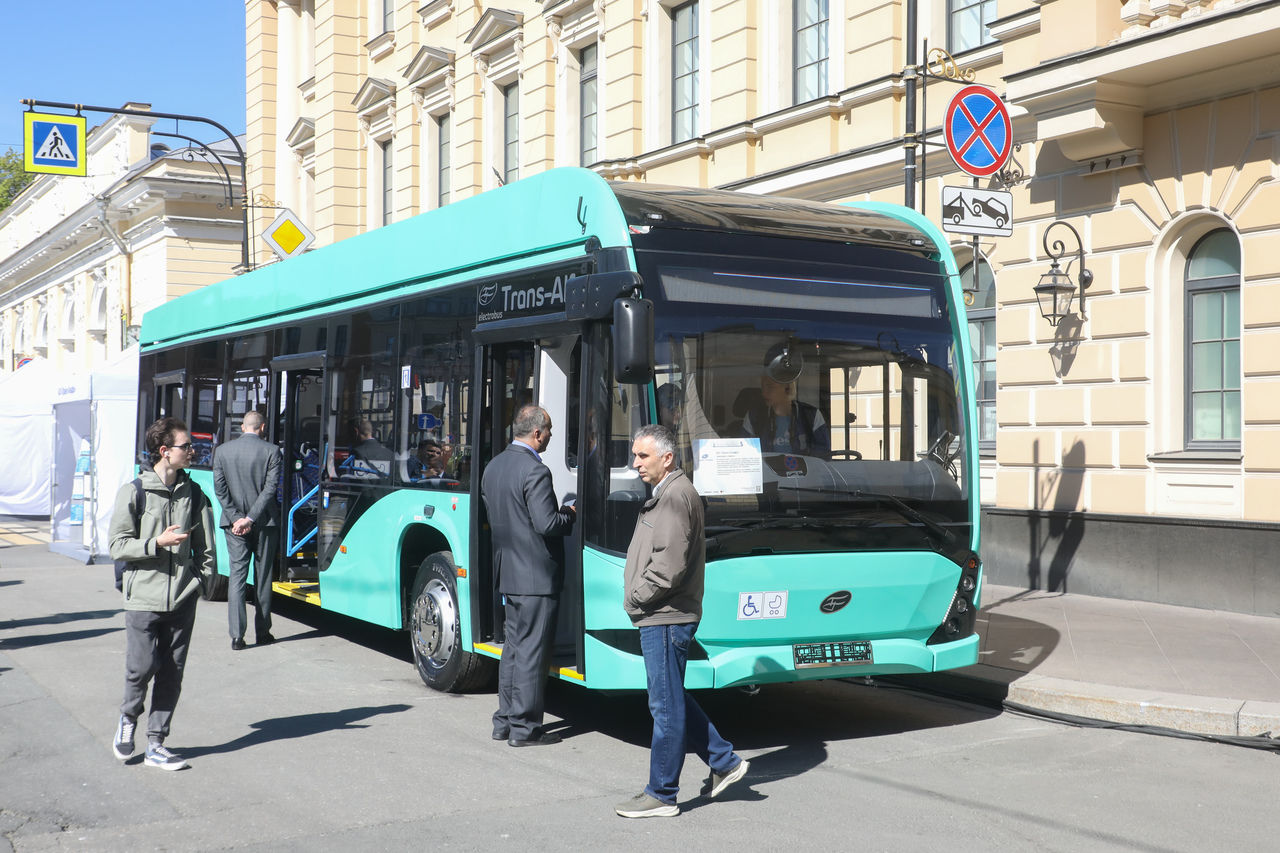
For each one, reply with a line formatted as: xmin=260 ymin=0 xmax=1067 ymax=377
xmin=706 ymin=758 xmax=750 ymax=798
xmin=143 ymin=743 xmax=189 ymax=771
xmin=112 ymin=715 xmax=136 ymax=760
xmin=615 ymin=792 xmax=679 ymax=819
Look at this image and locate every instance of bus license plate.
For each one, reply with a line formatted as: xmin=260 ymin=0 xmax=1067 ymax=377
xmin=793 ymin=640 xmax=873 ymax=668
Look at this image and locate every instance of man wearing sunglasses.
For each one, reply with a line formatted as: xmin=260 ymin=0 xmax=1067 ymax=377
xmin=108 ymin=417 xmax=217 ymax=771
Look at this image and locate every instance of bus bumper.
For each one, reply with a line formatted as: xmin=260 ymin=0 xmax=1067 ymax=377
xmin=698 ymin=631 xmax=981 ymax=689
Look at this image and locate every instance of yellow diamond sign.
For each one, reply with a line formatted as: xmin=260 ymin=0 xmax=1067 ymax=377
xmin=262 ymin=208 xmax=316 ymax=260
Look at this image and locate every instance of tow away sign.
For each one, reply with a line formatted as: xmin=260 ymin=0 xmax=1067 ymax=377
xmin=940 ymin=186 xmax=1013 ymax=237
xmin=23 ymin=111 xmax=87 ymax=176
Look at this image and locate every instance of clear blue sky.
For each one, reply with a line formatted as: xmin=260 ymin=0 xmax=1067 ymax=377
xmin=1 ymin=2 xmax=246 ymax=153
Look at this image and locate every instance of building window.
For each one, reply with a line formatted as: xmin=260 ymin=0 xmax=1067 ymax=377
xmin=672 ymin=1 xmax=699 ymax=143
xmin=380 ymin=139 xmax=394 ymax=226
xmin=503 ymin=82 xmax=520 ymax=184
xmin=380 ymin=0 xmax=394 ymax=34
xmin=948 ymin=0 xmax=997 ymax=54
xmin=579 ymin=43 xmax=599 ymax=165
xmin=961 ymin=259 xmax=996 ymax=451
xmin=794 ymin=0 xmax=828 ymax=103
xmin=1185 ymin=229 xmax=1241 ymax=448
xmin=437 ymin=113 xmax=451 ymax=207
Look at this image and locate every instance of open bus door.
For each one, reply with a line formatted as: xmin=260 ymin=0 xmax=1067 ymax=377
xmin=270 ymin=352 xmax=326 ymax=595
xmin=471 ymin=337 xmax=586 ymax=677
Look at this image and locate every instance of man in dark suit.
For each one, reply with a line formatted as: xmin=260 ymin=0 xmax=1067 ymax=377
xmin=481 ymin=404 xmax=576 ymax=747
xmin=213 ymin=410 xmax=282 ymax=650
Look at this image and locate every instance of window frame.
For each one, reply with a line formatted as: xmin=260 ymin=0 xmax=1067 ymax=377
xmin=1183 ymin=230 xmax=1242 ymax=451
xmin=793 ymin=0 xmax=829 ymax=104
xmin=671 ymin=0 xmax=699 ymax=144
xmin=947 ymin=0 xmax=997 ymax=55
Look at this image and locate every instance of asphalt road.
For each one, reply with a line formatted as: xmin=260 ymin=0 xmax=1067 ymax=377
xmin=2 ymin=545 xmax=1275 ymax=852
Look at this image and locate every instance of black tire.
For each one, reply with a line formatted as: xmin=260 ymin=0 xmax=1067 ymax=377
xmin=202 ymin=571 xmax=229 ymax=601
xmin=409 ymin=552 xmax=494 ymax=692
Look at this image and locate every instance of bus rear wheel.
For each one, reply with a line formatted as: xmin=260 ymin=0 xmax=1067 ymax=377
xmin=409 ymin=552 xmax=493 ymax=693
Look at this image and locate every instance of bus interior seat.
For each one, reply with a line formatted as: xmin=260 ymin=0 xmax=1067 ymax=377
xmin=725 ymin=386 xmax=763 ymax=436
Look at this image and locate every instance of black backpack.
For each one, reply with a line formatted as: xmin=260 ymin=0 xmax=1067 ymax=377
xmin=113 ymin=478 xmax=206 ymax=591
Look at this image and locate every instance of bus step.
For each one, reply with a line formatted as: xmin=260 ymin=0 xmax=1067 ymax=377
xmin=273 ymin=581 xmax=321 ymax=605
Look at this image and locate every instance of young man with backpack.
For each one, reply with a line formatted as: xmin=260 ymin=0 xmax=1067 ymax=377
xmin=108 ymin=416 xmax=217 ymax=770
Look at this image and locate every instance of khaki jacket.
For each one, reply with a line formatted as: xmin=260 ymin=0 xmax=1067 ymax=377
xmin=623 ymin=469 xmax=704 ymax=626
xmin=109 ymin=468 xmax=217 ymax=612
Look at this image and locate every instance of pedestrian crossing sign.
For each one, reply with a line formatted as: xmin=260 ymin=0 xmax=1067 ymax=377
xmin=23 ymin=111 xmax=88 ymax=176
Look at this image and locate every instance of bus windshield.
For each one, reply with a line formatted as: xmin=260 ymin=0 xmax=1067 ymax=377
xmin=644 ymin=253 xmax=969 ymax=559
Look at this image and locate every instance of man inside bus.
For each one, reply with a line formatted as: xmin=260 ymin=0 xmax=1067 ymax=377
xmin=213 ymin=410 xmax=283 ymax=649
xmin=350 ymin=419 xmax=394 ymax=478
xmin=615 ymin=424 xmax=749 ymax=818
xmin=481 ymin=404 xmax=576 ymax=747
xmin=742 ymin=342 xmax=830 ymax=458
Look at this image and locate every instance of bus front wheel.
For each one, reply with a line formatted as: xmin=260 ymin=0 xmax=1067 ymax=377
xmin=409 ymin=552 xmax=493 ymax=693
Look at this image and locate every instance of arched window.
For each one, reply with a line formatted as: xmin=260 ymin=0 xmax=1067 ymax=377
xmin=961 ymin=258 xmax=996 ymax=451
xmin=1184 ymin=229 xmax=1241 ymax=448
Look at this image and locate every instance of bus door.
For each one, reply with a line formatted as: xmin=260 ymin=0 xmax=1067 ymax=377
xmin=270 ymin=352 xmax=326 ymax=581
xmin=472 ymin=337 xmax=585 ymax=669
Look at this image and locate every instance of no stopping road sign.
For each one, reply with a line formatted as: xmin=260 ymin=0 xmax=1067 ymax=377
xmin=944 ymin=85 xmax=1012 ymax=178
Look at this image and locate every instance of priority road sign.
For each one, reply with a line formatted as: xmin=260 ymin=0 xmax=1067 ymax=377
xmin=23 ymin=112 xmax=87 ymax=176
xmin=261 ymin=208 xmax=316 ymax=260
xmin=944 ymin=85 xmax=1012 ymax=178
xmin=940 ymin=186 xmax=1013 ymax=237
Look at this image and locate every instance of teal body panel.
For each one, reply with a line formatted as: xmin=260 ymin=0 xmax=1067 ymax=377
xmin=187 ymin=468 xmax=236 ymax=582
xmin=140 ymin=169 xmax=636 ymax=349
xmin=309 ymin=490 xmax=472 ymax=629
xmin=579 ymin=545 xmax=978 ymax=690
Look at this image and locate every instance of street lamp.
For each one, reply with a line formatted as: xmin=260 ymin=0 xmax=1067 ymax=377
xmin=1034 ymin=221 xmax=1093 ymax=327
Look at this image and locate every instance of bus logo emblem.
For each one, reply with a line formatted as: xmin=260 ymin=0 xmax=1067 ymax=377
xmin=820 ymin=591 xmax=852 ymax=613
xmin=479 ymin=284 xmax=498 ymax=306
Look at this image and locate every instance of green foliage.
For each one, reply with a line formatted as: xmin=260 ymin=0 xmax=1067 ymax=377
xmin=0 ymin=148 xmax=37 ymax=213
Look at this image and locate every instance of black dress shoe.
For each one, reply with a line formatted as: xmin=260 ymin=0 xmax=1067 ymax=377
xmin=231 ymin=639 xmax=247 ymax=651
xmin=492 ymin=728 xmax=510 ymax=741
xmin=256 ymin=633 xmax=276 ymax=645
xmin=508 ymin=731 xmax=561 ymax=747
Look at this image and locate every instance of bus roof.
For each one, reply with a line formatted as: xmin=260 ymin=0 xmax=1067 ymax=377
xmin=140 ymin=168 xmax=942 ymax=349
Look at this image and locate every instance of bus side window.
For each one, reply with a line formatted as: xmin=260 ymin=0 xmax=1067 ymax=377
xmin=397 ymin=291 xmax=474 ymax=491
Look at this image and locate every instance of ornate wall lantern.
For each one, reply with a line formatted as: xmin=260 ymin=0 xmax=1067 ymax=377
xmin=1034 ymin=221 xmax=1093 ymax=327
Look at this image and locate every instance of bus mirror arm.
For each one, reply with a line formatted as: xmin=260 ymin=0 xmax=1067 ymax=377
xmin=566 ymin=271 xmax=644 ymax=320
xmin=614 ymin=296 xmax=655 ymax=385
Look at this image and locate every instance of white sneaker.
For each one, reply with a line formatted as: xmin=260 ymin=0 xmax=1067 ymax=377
xmin=112 ymin=715 xmax=136 ymax=760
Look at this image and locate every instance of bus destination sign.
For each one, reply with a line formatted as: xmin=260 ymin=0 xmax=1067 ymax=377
xmin=476 ymin=267 xmax=578 ymax=325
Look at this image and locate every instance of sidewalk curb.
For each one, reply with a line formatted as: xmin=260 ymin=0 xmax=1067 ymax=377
xmin=886 ymin=664 xmax=1280 ymax=738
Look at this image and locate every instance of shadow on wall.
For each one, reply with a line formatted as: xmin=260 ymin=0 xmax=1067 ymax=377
xmin=1028 ymin=439 xmax=1086 ymax=593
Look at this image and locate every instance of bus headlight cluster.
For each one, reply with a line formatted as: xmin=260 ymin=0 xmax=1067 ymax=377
xmin=926 ymin=551 xmax=981 ymax=646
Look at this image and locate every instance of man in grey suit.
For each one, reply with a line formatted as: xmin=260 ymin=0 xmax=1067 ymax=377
xmin=213 ymin=410 xmax=282 ymax=650
xmin=481 ymin=404 xmax=575 ymax=747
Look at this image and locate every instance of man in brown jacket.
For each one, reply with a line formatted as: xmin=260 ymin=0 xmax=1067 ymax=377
xmin=615 ymin=424 xmax=749 ymax=819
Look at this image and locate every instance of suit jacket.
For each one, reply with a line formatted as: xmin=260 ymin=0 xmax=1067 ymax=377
xmin=481 ymin=443 xmax=575 ymax=596
xmin=213 ymin=432 xmax=282 ymax=529
xmin=623 ymin=468 xmax=704 ymax=626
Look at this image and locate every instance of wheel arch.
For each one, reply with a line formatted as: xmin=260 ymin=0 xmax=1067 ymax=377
xmin=399 ymin=523 xmax=454 ymax=628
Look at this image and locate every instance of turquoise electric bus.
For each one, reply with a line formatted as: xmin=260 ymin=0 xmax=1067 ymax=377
xmin=136 ymin=168 xmax=983 ymax=693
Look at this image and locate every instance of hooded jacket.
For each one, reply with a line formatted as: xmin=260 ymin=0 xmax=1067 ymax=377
xmin=623 ymin=468 xmax=704 ymax=626
xmin=109 ymin=468 xmax=217 ymax=612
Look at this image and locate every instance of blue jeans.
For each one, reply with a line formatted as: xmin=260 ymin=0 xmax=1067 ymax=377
xmin=639 ymin=622 xmax=740 ymax=805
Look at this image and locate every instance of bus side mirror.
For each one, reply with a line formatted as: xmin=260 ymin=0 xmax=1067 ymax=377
xmin=566 ymin=271 xmax=643 ymax=320
xmin=613 ymin=297 xmax=654 ymax=384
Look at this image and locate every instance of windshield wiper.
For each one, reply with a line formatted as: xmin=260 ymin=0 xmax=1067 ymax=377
xmin=852 ymin=490 xmax=956 ymax=550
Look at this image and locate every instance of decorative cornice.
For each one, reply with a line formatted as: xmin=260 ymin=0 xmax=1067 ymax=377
xmin=466 ymin=8 xmax=524 ymax=57
xmin=403 ymin=45 xmax=456 ymax=86
xmin=285 ymin=117 xmax=316 ymax=150
xmin=352 ymin=78 xmax=397 ymax=114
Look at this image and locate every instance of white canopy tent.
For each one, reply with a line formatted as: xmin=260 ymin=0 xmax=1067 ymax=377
xmin=0 ymin=358 xmax=57 ymax=516
xmin=49 ymin=346 xmax=139 ymax=563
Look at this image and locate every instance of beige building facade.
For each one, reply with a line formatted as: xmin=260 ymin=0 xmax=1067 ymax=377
xmin=0 ymin=105 xmax=244 ymax=375
xmin=245 ymin=0 xmax=1280 ymax=615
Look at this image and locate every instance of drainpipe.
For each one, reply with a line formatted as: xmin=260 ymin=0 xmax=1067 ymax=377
xmin=95 ymin=197 xmax=134 ymax=345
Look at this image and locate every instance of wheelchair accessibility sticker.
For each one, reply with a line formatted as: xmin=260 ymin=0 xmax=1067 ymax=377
xmin=738 ymin=591 xmax=788 ymax=620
